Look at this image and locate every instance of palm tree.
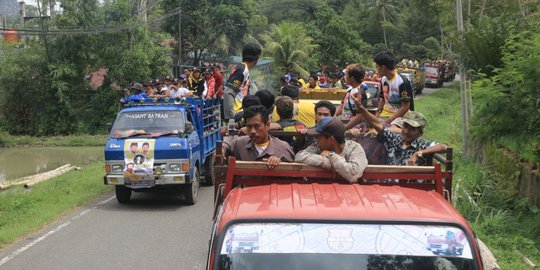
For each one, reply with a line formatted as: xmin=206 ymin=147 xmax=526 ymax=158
xmin=367 ymin=0 xmax=399 ymax=48
xmin=261 ymin=21 xmax=317 ymax=76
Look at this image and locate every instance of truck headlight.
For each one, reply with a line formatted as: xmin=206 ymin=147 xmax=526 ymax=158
xmin=169 ymin=163 xmax=182 ymax=172
xmin=111 ymin=164 xmax=124 ymax=173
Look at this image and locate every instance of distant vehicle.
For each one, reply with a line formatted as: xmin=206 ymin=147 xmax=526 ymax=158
xmin=398 ymin=67 xmax=425 ymax=95
xmin=443 ymin=62 xmax=456 ymax=82
xmin=104 ymin=97 xmax=221 ymax=204
xmin=424 ymin=65 xmax=444 ymax=88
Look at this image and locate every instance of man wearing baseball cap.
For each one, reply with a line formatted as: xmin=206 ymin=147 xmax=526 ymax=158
xmin=351 ymin=94 xmax=448 ymax=166
xmin=295 ymin=117 xmax=368 ymax=183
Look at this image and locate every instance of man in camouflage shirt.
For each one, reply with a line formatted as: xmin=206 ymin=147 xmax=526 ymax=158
xmin=351 ymin=95 xmax=447 ymax=166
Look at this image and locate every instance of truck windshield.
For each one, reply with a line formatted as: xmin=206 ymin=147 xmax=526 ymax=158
xmin=218 ymin=223 xmax=477 ymax=270
xmin=400 ymin=71 xmax=414 ymax=81
xmin=425 ymin=67 xmax=439 ymax=75
xmin=110 ymin=110 xmax=185 ymax=138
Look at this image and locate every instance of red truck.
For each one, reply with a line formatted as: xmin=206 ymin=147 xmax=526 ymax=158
xmin=424 ymin=64 xmax=445 ymax=88
xmin=207 ymin=148 xmax=484 ymax=270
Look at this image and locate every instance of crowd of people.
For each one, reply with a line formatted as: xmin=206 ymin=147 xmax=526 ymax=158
xmin=222 ymin=43 xmax=448 ymax=183
xmin=121 ymin=65 xmax=225 ymax=103
xmin=121 ymin=42 xmax=448 ymax=182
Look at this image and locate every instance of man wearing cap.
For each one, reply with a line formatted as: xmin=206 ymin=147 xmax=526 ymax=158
xmin=121 ymin=82 xmax=148 ymax=103
xmin=223 ymin=43 xmax=262 ymax=121
xmin=223 ymin=105 xmax=294 ymax=168
xmin=189 ymin=67 xmax=205 ymax=96
xmin=170 ymin=77 xmax=193 ymax=98
xmin=295 ymin=117 xmax=368 ymax=183
xmin=351 ymin=94 xmax=447 ymax=166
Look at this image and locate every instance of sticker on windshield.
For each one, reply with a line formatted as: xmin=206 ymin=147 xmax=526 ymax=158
xmin=123 ymin=139 xmax=155 ymax=185
xmin=221 ymin=223 xmax=473 ymax=259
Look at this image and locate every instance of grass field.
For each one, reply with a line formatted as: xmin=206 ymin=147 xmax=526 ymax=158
xmin=0 ymin=133 xmax=107 ymax=148
xmin=416 ymin=85 xmax=540 ymax=269
xmin=0 ymin=163 xmax=112 ymax=250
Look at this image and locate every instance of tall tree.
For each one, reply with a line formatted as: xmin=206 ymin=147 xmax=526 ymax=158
xmin=261 ymin=21 xmax=316 ymax=76
xmin=162 ymin=0 xmax=255 ymax=66
xmin=307 ymin=4 xmax=371 ymax=68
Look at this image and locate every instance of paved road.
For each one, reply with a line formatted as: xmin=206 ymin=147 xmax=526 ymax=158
xmin=0 ymin=187 xmax=214 ymax=270
xmin=415 ymin=75 xmax=460 ymax=100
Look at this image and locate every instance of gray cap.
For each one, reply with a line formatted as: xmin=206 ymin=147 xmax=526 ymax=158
xmin=130 ymin=82 xmax=144 ymax=92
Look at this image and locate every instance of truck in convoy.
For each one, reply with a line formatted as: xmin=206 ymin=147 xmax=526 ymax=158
xmin=104 ymin=97 xmax=221 ymax=204
xmin=443 ymin=61 xmax=456 ymax=82
xmin=398 ymin=67 xmax=425 ymax=95
xmin=207 ymin=141 xmax=487 ymax=270
xmin=424 ymin=64 xmax=445 ymax=88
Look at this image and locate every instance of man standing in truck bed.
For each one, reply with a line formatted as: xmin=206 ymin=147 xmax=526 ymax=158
xmin=223 ymin=105 xmax=294 ymax=169
xmin=223 ymin=43 xmax=262 ymax=121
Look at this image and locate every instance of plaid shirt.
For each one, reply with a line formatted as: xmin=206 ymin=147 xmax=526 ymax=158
xmin=378 ymin=127 xmax=437 ymax=165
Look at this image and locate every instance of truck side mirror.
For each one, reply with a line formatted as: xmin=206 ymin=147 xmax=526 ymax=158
xmin=185 ymin=122 xmax=194 ymax=134
xmin=107 ymin=123 xmax=113 ymax=133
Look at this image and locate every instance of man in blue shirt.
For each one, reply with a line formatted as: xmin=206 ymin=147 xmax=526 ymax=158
xmin=121 ymin=82 xmax=147 ymax=103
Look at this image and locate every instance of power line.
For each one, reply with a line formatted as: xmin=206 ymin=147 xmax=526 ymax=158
xmin=0 ymin=7 xmax=180 ymax=36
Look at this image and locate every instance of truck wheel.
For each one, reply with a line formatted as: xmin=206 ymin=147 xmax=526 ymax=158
xmin=184 ymin=167 xmax=200 ymax=205
xmin=115 ymin=185 xmax=132 ymax=203
xmin=202 ymin=156 xmax=215 ymax=186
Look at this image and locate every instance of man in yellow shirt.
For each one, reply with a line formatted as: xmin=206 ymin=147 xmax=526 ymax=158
xmin=273 ymin=85 xmax=316 ymax=127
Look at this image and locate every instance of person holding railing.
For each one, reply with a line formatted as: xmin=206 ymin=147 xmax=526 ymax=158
xmin=295 ymin=117 xmax=367 ymax=183
xmin=223 ymin=105 xmax=294 ymax=169
xmin=350 ymin=94 xmax=447 ymax=166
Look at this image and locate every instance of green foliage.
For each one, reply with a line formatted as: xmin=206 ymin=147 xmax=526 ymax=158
xmin=454 ymin=15 xmax=517 ymax=76
xmin=416 ymin=84 xmax=540 ymax=269
xmin=261 ymin=21 xmax=316 ymax=76
xmin=162 ymin=0 xmax=255 ymax=65
xmin=306 ymin=4 xmax=371 ymax=68
xmin=0 ymin=0 xmax=173 ymax=136
xmin=471 ymin=28 xmax=540 ymax=163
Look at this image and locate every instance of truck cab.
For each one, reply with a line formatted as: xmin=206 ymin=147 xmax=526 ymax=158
xmin=104 ymin=97 xmax=221 ymax=204
xmin=207 ymin=152 xmax=484 ymax=270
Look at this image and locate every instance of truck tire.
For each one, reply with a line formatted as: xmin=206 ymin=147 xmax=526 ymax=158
xmin=184 ymin=167 xmax=200 ymax=205
xmin=115 ymin=185 xmax=132 ymax=204
xmin=202 ymin=155 xmax=215 ymax=186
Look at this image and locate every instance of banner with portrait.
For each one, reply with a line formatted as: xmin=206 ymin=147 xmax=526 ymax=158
xmin=123 ymin=139 xmax=156 ymax=186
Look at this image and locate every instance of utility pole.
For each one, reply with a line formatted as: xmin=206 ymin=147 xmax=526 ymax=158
xmin=138 ymin=0 xmax=147 ymax=22
xmin=456 ymin=0 xmax=470 ymax=155
xmin=177 ymin=6 xmax=182 ymax=72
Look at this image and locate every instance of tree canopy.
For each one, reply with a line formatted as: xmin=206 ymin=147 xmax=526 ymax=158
xmin=0 ymin=0 xmax=539 ymax=136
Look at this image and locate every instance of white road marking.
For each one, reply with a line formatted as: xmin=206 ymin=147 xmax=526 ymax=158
xmin=0 ymin=195 xmax=115 ymax=267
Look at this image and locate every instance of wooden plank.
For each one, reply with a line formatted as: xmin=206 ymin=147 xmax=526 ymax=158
xmin=478 ymin=239 xmax=501 ymax=270
xmin=233 ymin=161 xmax=436 ymax=174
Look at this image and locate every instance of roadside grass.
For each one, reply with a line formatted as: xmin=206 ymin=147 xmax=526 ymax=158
xmin=0 ymin=162 xmax=112 ymax=250
xmin=416 ymin=85 xmax=540 ymax=269
xmin=0 ymin=133 xmax=107 ymax=147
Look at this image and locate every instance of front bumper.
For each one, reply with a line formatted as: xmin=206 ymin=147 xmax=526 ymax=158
xmin=104 ymin=173 xmax=188 ymax=185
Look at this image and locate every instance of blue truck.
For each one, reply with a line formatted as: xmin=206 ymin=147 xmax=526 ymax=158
xmin=104 ymin=97 xmax=221 ymax=204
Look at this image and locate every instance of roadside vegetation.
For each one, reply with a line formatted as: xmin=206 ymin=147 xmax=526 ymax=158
xmin=0 ymin=132 xmax=107 ymax=148
xmin=417 ymin=86 xmax=540 ymax=269
xmin=0 ymin=163 xmax=111 ymax=250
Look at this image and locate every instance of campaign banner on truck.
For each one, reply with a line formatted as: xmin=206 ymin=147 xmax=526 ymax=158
xmin=123 ymin=139 xmax=155 ymax=186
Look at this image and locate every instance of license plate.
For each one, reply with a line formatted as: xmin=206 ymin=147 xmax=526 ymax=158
xmin=125 ymin=179 xmax=155 ymax=188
